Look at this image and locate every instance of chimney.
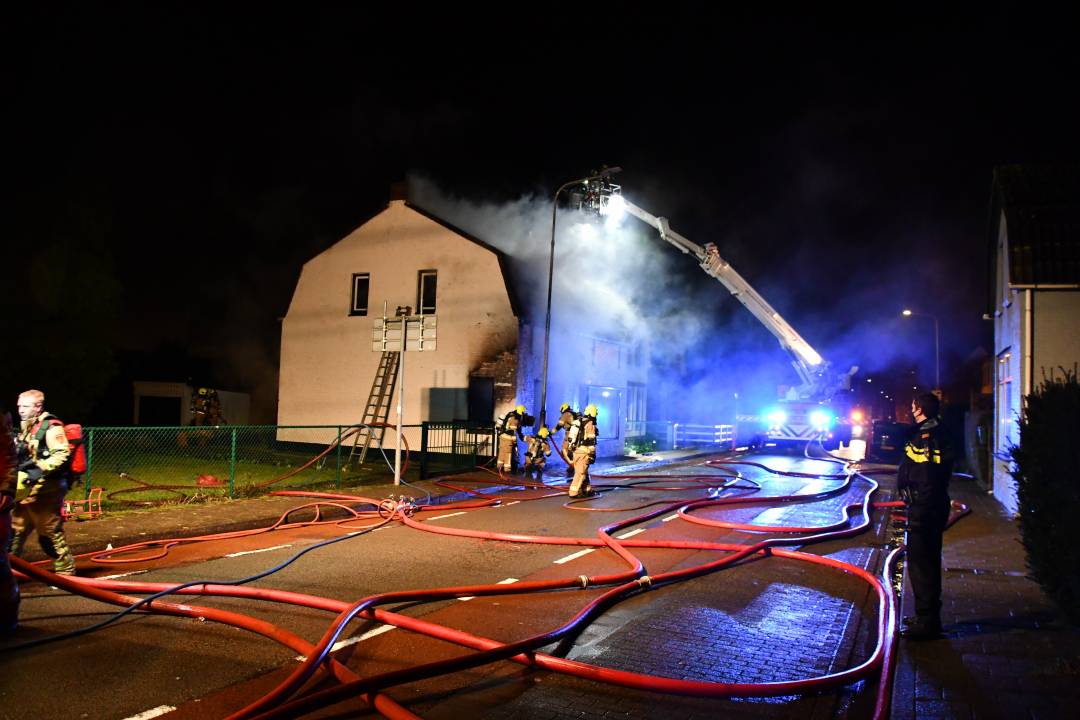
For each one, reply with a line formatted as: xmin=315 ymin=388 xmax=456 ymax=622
xmin=390 ymin=180 xmax=408 ymax=202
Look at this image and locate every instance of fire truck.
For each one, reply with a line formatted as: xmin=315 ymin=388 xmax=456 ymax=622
xmin=579 ymin=178 xmax=857 ymax=450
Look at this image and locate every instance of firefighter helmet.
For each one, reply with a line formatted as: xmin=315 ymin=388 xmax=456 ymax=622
xmin=515 ymin=404 xmax=526 ymax=415
xmin=584 ymin=404 xmax=598 ymax=418
xmin=559 ymin=402 xmax=571 ymax=413
xmin=538 ymin=427 xmax=549 ymax=438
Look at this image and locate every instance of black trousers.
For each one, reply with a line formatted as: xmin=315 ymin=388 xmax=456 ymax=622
xmin=906 ymin=500 xmax=950 ymax=623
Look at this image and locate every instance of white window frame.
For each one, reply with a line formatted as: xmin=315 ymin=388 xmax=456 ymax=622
xmin=417 ymin=270 xmax=437 ymax=315
xmin=350 ymin=273 xmax=370 ymax=316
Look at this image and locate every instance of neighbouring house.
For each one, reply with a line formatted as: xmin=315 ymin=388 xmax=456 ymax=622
xmin=132 ymin=381 xmax=251 ymax=425
xmin=987 ymin=164 xmax=1080 ymax=514
xmin=277 ymin=189 xmax=648 ymax=458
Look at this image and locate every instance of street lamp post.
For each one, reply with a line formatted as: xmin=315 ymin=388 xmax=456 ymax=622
xmin=539 ymin=167 xmax=622 ymax=427
xmin=902 ymin=309 xmax=940 ymax=390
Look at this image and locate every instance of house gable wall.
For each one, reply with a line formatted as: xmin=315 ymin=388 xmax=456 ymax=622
xmin=278 ymin=201 xmax=519 ymax=446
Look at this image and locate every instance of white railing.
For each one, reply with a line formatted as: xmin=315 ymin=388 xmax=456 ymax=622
xmin=672 ymin=423 xmax=736 ymax=450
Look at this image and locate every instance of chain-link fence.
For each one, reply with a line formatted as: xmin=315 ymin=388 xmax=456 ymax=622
xmin=76 ymin=425 xmax=421 ymax=509
xmin=72 ymin=422 xmax=499 ymax=510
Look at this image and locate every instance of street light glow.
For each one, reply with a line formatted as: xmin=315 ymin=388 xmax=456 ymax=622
xmin=900 ymin=308 xmax=941 ymax=390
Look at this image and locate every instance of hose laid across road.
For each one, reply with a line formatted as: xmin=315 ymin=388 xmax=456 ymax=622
xmin=9 ymin=452 xmax=962 ymax=720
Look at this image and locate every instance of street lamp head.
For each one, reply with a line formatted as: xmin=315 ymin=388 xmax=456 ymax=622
xmin=901 ymin=309 xmax=913 ymax=317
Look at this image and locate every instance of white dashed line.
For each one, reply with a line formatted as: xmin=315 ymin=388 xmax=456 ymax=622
xmin=296 ymin=624 xmax=396 ymax=660
xmin=661 ymin=514 xmax=679 ymax=522
xmin=502 ymin=500 xmax=520 ymax=506
xmin=99 ymin=570 xmax=149 ymax=580
xmin=121 ymin=706 xmax=176 ymax=720
xmin=459 ymin=577 xmax=518 ymax=602
xmin=553 ymin=549 xmax=595 ymax=564
xmin=224 ymin=544 xmax=292 ymax=558
xmin=426 ymin=511 xmax=467 ymax=521
xmin=615 ymin=529 xmax=646 ymax=539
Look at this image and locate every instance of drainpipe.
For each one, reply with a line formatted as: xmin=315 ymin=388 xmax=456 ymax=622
xmin=1023 ymin=289 xmax=1033 ymax=403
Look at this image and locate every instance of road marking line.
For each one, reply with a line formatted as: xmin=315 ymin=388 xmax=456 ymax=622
xmin=615 ymin=529 xmax=646 ymax=539
xmin=296 ymin=624 xmax=396 ymax=660
xmin=122 ymin=706 xmax=176 ymax=720
xmin=459 ymin=577 xmax=518 ymax=602
xmin=225 ymin=544 xmax=292 ymax=558
xmin=426 ymin=511 xmax=467 ymax=521
xmin=502 ymin=500 xmax=520 ymax=506
xmin=661 ymin=514 xmax=679 ymax=522
xmin=553 ymin=549 xmax=594 ymax=564
xmin=99 ymin=570 xmax=149 ymax=580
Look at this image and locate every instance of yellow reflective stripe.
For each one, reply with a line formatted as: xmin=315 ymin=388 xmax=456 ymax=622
xmin=904 ymin=444 xmax=942 ymax=464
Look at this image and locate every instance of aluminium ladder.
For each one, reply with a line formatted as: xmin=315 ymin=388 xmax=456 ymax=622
xmin=348 ymin=350 xmax=401 ymax=467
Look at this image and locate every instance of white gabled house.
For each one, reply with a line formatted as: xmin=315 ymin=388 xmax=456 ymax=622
xmin=277 ymin=191 xmax=648 ymax=459
xmin=988 ymin=165 xmax=1080 ymax=514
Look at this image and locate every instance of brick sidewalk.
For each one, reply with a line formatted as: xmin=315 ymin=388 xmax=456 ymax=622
xmin=891 ymin=477 xmax=1080 ymax=720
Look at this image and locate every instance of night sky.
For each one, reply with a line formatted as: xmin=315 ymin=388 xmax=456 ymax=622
xmin=7 ymin=3 xmax=1078 ymax=423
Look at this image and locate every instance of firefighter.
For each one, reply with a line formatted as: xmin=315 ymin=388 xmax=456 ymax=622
xmin=9 ymin=389 xmax=76 ymax=575
xmin=554 ymin=402 xmax=579 ymax=477
xmin=1 ymin=407 xmax=19 ymax=632
xmin=190 ymin=387 xmax=212 ymax=426
xmin=897 ymin=392 xmax=954 ymax=640
xmin=522 ymin=427 xmax=552 ymax=480
xmin=567 ymin=404 xmax=598 ymax=498
xmin=190 ymin=387 xmax=226 ymax=426
xmin=496 ymin=404 xmax=527 ymax=474
xmin=206 ymin=388 xmax=226 ymax=425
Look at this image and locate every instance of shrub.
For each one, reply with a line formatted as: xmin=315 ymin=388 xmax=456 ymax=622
xmin=1010 ymin=369 xmax=1080 ymax=624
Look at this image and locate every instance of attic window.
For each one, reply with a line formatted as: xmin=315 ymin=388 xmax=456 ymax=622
xmin=350 ymin=273 xmax=370 ymax=316
xmin=417 ymin=270 xmax=437 ymax=315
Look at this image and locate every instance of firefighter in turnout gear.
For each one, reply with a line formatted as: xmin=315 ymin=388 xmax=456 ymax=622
xmin=497 ymin=404 xmax=527 ymax=474
xmin=1 ymin=407 xmax=20 ymax=631
xmin=522 ymin=427 xmax=552 ymax=480
xmin=10 ymin=390 xmax=76 ymax=575
xmin=897 ymin=392 xmax=954 ymax=640
xmin=554 ymin=402 xmax=579 ymax=477
xmin=190 ymin=387 xmax=225 ymax=426
xmin=567 ymin=404 xmax=598 ymax=498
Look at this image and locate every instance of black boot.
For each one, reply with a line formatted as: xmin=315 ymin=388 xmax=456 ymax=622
xmin=900 ymin=616 xmax=942 ymax=640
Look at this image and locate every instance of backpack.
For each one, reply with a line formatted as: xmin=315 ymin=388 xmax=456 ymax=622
xmin=33 ymin=417 xmax=87 ymax=479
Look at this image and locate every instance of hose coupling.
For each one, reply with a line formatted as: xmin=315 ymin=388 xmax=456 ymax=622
xmin=636 ymin=575 xmax=653 ymax=589
xmin=578 ymin=575 xmax=589 ymax=588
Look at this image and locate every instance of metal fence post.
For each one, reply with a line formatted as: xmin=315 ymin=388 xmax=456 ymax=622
xmin=229 ymin=427 xmax=237 ymax=498
xmin=420 ymin=422 xmax=429 ymax=480
xmin=335 ymin=426 xmax=343 ymax=489
xmin=84 ymin=427 xmax=93 ymax=499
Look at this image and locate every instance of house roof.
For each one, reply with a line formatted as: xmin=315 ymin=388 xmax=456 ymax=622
xmin=403 ymin=201 xmax=524 ymax=318
xmin=991 ymin=164 xmax=1080 ymax=287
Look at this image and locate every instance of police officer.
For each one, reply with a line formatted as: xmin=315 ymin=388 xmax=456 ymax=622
xmin=497 ymin=404 xmax=527 ymax=474
xmin=554 ymin=402 xmax=579 ymax=477
xmin=897 ymin=392 xmax=953 ymax=640
xmin=523 ymin=427 xmax=552 ymax=480
xmin=1 ymin=407 xmax=19 ymax=632
xmin=9 ymin=389 xmax=76 ymax=576
xmin=567 ymin=404 xmax=598 ymax=498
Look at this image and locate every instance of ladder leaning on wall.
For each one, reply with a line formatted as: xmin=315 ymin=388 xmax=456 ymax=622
xmin=348 ymin=350 xmax=401 ymax=467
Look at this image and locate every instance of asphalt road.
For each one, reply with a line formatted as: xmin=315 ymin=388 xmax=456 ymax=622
xmin=1 ymin=444 xmax=896 ymax=720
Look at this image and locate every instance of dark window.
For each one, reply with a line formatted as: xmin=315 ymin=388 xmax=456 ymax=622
xmin=351 ymin=273 xmax=370 ymax=316
xmin=417 ymin=270 xmax=437 ymax=315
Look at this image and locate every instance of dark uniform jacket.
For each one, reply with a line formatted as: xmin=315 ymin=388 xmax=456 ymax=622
xmin=897 ymin=417 xmax=953 ymax=516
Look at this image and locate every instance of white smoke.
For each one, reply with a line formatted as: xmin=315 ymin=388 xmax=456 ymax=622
xmin=408 ymin=175 xmax=713 ymax=351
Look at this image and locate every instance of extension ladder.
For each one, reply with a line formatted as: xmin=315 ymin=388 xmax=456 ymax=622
xmin=348 ymin=350 xmax=401 ymax=467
